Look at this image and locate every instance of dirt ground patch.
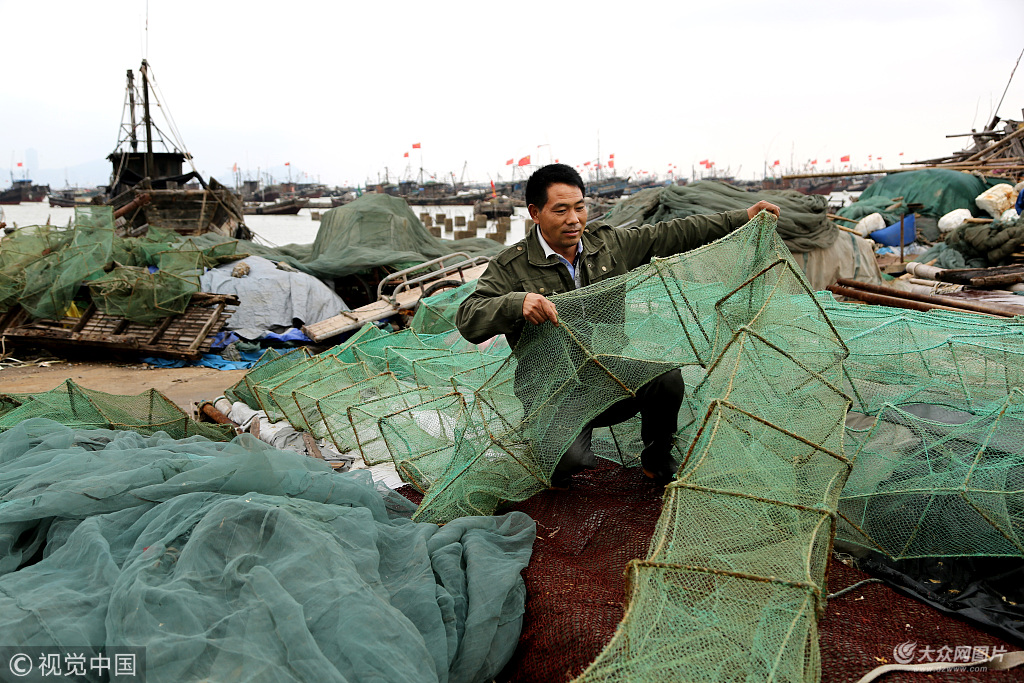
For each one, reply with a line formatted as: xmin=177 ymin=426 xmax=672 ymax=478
xmin=0 ymin=360 xmax=247 ymax=414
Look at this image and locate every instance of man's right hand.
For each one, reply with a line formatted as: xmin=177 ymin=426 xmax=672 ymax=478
xmin=523 ymin=292 xmax=559 ymax=326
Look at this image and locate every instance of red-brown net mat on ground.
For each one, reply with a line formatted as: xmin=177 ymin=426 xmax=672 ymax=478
xmin=405 ymin=461 xmax=1022 ymax=683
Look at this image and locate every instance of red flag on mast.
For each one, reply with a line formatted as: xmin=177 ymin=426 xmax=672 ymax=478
xmin=412 ymin=143 xmax=421 ymax=149
xmin=518 ymin=155 xmax=531 ymax=166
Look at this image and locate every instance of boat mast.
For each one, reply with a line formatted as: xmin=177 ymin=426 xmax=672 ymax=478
xmin=141 ymin=59 xmax=154 ymax=179
xmin=126 ymin=70 xmax=139 ymax=152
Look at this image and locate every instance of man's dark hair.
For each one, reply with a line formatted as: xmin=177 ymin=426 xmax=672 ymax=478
xmin=525 ymin=164 xmax=586 ymax=210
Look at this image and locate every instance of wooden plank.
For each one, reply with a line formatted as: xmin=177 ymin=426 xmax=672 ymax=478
xmin=186 ymin=302 xmax=226 ymax=353
xmin=303 ymin=262 xmax=489 ymax=342
xmin=69 ymin=304 xmax=97 ymax=334
xmin=146 ymin=315 xmax=176 ymax=345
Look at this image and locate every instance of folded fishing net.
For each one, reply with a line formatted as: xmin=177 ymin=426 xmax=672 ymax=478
xmin=0 ymin=419 xmax=535 ymax=683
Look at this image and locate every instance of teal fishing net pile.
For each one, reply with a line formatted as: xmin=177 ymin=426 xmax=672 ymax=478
xmin=0 ymin=419 xmax=535 ymax=683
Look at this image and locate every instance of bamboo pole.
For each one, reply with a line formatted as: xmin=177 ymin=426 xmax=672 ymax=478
xmin=964 ymin=125 xmax=1024 ymax=162
xmin=782 ymin=164 xmax=1024 ymax=180
xmin=826 ymin=213 xmax=859 ymax=224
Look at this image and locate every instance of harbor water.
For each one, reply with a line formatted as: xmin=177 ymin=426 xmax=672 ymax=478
xmin=0 ymin=201 xmax=532 ymax=249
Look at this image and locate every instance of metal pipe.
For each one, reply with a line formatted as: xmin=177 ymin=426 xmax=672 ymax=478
xmin=834 ymin=279 xmax=1016 ymax=317
xmin=141 ymin=60 xmax=154 ymax=180
xmin=197 ymin=400 xmax=238 ymax=428
xmin=827 ymin=284 xmax=977 ymax=315
xmin=113 ymin=192 xmax=151 ymax=219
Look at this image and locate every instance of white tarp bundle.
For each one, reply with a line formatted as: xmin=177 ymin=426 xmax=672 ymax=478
xmin=200 ymin=255 xmax=348 ymax=335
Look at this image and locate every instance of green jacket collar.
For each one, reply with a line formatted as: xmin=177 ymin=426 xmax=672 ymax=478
xmin=525 ymin=223 xmax=606 ymax=267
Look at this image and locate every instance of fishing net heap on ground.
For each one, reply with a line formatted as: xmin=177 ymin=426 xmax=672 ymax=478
xmin=0 ymin=419 xmax=535 ymax=683
xmin=0 ymin=195 xmax=502 ymax=324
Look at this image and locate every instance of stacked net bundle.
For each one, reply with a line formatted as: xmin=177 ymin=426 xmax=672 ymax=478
xmin=0 ymin=379 xmax=232 ymax=441
xmin=0 ymin=206 xmax=244 ymax=324
xmin=19 ymin=209 xmax=115 ymax=319
xmin=0 ymin=225 xmax=68 ymax=310
xmin=815 ymin=296 xmax=1024 ymax=562
xmin=599 ymin=180 xmax=838 ymax=253
xmin=87 ymin=266 xmax=201 ymax=323
xmin=0 ymin=419 xmax=535 ymax=683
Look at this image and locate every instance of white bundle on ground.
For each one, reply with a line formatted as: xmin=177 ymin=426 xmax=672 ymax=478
xmin=975 ymin=184 xmax=1018 ymax=218
xmin=856 ymin=212 xmax=885 ymax=237
xmin=938 ymin=208 xmax=974 ymax=234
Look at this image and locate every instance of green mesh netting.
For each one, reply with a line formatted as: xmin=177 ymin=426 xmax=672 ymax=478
xmin=410 ymin=279 xmax=477 ymax=334
xmin=0 ymin=379 xmax=232 ymax=441
xmin=817 ymin=296 xmax=1024 ymax=560
xmin=0 ymin=419 xmax=535 ymax=683
xmin=87 ymin=266 xmax=201 ymax=323
xmin=599 ymin=180 xmax=838 ymax=252
xmin=19 ymin=209 xmax=115 ymax=319
xmin=219 ymin=211 xmax=1024 ymax=681
xmin=0 ymin=225 xmax=67 ymax=310
xmin=189 ymin=193 xmax=503 ymax=281
xmin=0 ymin=206 xmax=242 ymax=324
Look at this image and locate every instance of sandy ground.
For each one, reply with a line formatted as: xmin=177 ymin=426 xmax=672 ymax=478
xmin=0 ymin=360 xmax=248 ymax=414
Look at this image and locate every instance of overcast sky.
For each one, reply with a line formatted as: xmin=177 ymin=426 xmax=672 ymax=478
xmin=3 ymin=0 xmax=1023 ymax=188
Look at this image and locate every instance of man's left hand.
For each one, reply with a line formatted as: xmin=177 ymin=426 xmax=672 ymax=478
xmin=747 ymin=201 xmax=781 ymax=220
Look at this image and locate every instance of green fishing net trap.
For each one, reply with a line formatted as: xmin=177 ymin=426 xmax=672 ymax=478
xmin=0 ymin=205 xmax=242 ymax=324
xmin=221 ymin=209 xmax=1024 ymax=681
xmin=5 ymin=206 xmax=1023 ymax=681
xmin=0 ymin=379 xmax=233 ymax=441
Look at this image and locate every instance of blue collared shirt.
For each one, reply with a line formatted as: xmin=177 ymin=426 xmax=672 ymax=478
xmin=537 ymin=231 xmax=584 ymax=289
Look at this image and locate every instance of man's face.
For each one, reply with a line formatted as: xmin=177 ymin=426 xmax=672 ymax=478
xmin=529 ymin=182 xmax=587 ymax=256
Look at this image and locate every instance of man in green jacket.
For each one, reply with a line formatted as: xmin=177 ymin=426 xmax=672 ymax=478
xmin=456 ymin=164 xmax=780 ymax=489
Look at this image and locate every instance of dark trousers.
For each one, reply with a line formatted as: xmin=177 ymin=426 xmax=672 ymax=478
xmin=555 ymin=368 xmax=685 ymax=478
